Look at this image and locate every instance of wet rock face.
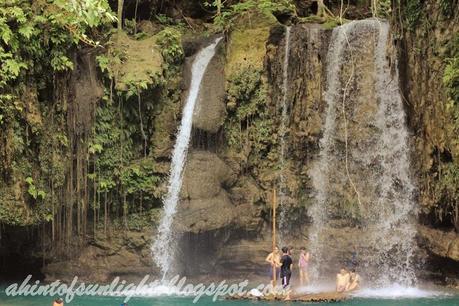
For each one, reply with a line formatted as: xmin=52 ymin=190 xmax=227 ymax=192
xmin=193 ymin=42 xmax=226 ymax=133
xmin=264 ymin=23 xmax=331 ymax=223
xmin=418 ymin=226 xmax=459 ymax=262
xmin=394 ymin=1 xmax=459 ymax=264
xmin=176 ymin=151 xmax=236 ymax=233
xmin=43 ymin=230 xmax=156 ymax=282
xmin=72 ymin=51 xmax=104 ymax=134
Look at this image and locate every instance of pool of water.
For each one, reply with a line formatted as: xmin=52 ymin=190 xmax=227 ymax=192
xmin=1 ymin=286 xmax=458 ymax=306
xmin=1 ymin=295 xmax=459 ymax=306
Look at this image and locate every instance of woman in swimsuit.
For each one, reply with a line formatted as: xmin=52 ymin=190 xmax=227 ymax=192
xmin=298 ymin=247 xmax=310 ymax=286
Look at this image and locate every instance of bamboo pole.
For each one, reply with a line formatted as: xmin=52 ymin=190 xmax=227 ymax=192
xmin=272 ymin=188 xmax=277 ymax=284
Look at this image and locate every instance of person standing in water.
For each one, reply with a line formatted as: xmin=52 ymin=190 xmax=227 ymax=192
xmin=265 ymin=246 xmax=281 ymax=286
xmin=298 ymin=247 xmax=310 ymax=286
xmin=53 ymin=298 xmax=64 ymax=306
xmin=280 ymin=246 xmax=293 ymax=289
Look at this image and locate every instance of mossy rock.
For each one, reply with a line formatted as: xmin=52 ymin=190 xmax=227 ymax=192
xmin=226 ymin=10 xmax=279 ymax=77
xmin=108 ymin=31 xmax=163 ymax=91
xmin=0 ymin=184 xmax=45 ymax=226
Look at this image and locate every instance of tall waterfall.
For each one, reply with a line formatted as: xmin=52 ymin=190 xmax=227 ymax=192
xmin=152 ymin=37 xmax=223 ymax=277
xmin=308 ymin=22 xmax=348 ymax=280
xmin=308 ymin=20 xmax=417 ymax=286
xmin=279 ymin=26 xmax=291 ymax=244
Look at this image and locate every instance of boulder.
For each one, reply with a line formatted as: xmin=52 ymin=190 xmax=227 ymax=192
xmin=176 ymin=151 xmax=236 ymax=233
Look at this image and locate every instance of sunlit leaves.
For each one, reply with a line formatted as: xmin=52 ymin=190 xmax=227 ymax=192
xmin=156 ymin=27 xmax=183 ymax=64
xmin=2 ymin=58 xmax=27 ymax=76
xmin=25 ymin=176 xmax=46 ymax=200
xmin=50 ymin=51 xmax=74 ymax=71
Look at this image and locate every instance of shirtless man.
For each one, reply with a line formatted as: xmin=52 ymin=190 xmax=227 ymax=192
xmin=265 ymin=246 xmax=281 ymax=286
xmin=336 ymin=268 xmax=350 ymax=293
xmin=346 ymin=269 xmax=361 ymax=291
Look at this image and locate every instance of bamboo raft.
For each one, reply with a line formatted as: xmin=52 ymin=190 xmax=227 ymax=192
xmin=227 ymin=292 xmax=348 ymax=303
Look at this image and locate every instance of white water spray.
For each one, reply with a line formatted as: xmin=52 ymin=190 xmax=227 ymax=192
xmin=279 ymin=26 xmax=291 ymax=244
xmin=152 ymin=37 xmax=223 ymax=277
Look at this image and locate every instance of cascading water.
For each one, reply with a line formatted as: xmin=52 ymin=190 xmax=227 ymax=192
xmin=278 ymin=26 xmax=291 ymax=244
xmin=372 ymin=22 xmax=417 ymax=285
xmin=152 ymin=37 xmax=223 ymax=278
xmin=308 ymin=23 xmax=348 ymax=281
xmin=308 ymin=19 xmax=417 ymax=286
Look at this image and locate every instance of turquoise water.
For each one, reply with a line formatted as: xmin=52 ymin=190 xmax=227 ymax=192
xmin=1 ymin=293 xmax=459 ymax=306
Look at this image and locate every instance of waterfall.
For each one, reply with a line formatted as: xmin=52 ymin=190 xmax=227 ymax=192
xmin=279 ymin=26 xmax=291 ymax=244
xmin=308 ymin=20 xmax=417 ymax=286
xmin=308 ymin=23 xmax=348 ymax=280
xmin=152 ymin=37 xmax=223 ymax=277
xmin=372 ymin=23 xmax=417 ymax=285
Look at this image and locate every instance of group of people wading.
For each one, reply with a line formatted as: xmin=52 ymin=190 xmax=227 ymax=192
xmin=266 ymin=246 xmax=361 ymax=294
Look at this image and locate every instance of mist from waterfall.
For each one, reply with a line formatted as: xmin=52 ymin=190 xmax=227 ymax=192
xmin=152 ymin=37 xmax=222 ymax=278
xmin=279 ymin=26 xmax=291 ymax=244
xmin=308 ymin=19 xmax=417 ymax=286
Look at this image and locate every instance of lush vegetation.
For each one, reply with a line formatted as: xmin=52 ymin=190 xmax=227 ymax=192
xmin=0 ymin=0 xmax=183 ymax=254
xmin=435 ymin=33 xmax=459 ymax=231
xmin=205 ymin=0 xmax=294 ymax=31
xmin=0 ymin=0 xmax=115 ymax=229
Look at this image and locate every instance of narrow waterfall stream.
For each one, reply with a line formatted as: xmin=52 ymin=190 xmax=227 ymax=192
xmin=309 ymin=20 xmax=417 ymax=286
xmin=152 ymin=37 xmax=223 ymax=278
xmin=279 ymin=26 xmax=291 ymax=244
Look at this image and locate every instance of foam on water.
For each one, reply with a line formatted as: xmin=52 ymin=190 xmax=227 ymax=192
xmin=121 ymin=284 xmax=190 ymax=298
xmin=353 ymin=285 xmax=448 ymax=299
xmin=296 ymin=283 xmax=449 ymax=299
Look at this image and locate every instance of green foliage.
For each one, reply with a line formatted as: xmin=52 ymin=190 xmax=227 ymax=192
xmin=120 ymin=159 xmax=160 ymax=196
xmin=25 ymin=176 xmax=46 ymax=200
xmin=443 ymin=34 xmax=459 ymax=149
xmin=404 ymin=0 xmax=424 ymax=31
xmin=373 ymin=0 xmax=391 ymax=18
xmin=0 ymin=0 xmax=115 ymax=123
xmin=96 ymin=54 xmax=110 ymax=74
xmin=434 ymin=163 xmax=459 ymax=230
xmin=155 ymin=14 xmax=185 ymax=28
xmin=124 ymin=18 xmax=137 ymax=35
xmin=89 ymin=100 xmax=134 ymax=193
xmin=444 ymin=33 xmax=459 ymax=107
xmin=444 ymin=57 xmax=459 ymax=105
xmin=439 ymin=0 xmax=456 ymax=19
xmin=156 ymin=27 xmax=183 ymax=65
xmin=225 ymin=67 xmax=275 ymax=166
xmin=212 ymin=0 xmax=295 ymax=31
xmin=88 ymin=93 xmax=162 ymax=207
